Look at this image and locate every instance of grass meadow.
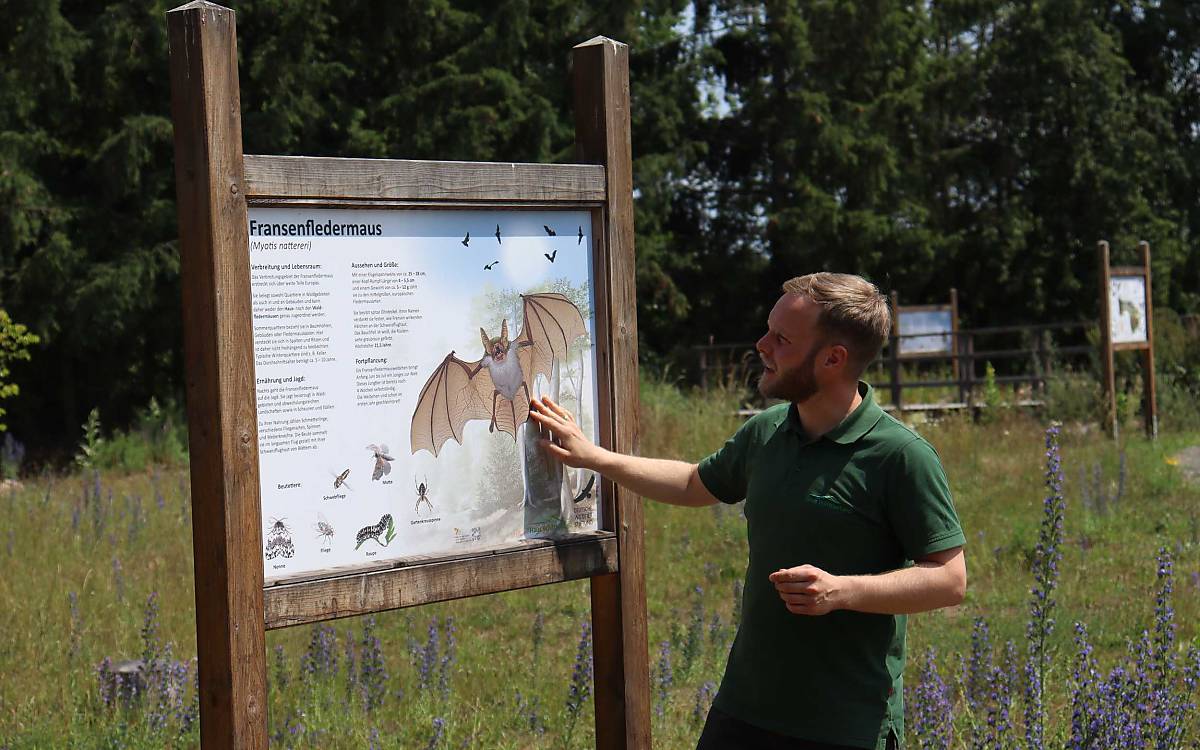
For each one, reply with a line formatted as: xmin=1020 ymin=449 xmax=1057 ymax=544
xmin=1 ymin=378 xmax=1198 ymax=748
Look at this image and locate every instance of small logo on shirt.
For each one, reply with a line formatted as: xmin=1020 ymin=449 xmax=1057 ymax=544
xmin=807 ymin=492 xmax=854 ymax=514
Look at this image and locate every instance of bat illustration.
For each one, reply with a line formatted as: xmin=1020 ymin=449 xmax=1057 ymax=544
xmin=577 ymin=226 xmax=583 ymax=245
xmin=462 ymin=231 xmax=470 ymax=247
xmin=484 ymin=260 xmax=499 ymax=270
xmin=367 ymin=444 xmax=394 ymax=480
xmin=544 ymin=225 xmax=556 ymax=236
xmin=544 ymin=250 xmax=557 ymax=263
xmin=495 ymin=224 xmax=502 ymax=244
xmin=410 ymin=292 xmax=587 ymax=457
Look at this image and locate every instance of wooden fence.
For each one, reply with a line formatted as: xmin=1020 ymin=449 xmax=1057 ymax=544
xmin=694 ymin=320 xmax=1096 ymax=414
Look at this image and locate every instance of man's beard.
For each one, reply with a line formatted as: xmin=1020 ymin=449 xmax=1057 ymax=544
xmin=758 ymin=343 xmax=821 ymax=403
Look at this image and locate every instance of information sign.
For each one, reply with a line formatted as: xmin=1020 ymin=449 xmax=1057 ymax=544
xmin=249 ymin=208 xmax=602 ymax=579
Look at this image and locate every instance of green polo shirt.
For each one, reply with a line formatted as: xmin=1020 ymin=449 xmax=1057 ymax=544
xmin=698 ymin=383 xmax=964 ymax=749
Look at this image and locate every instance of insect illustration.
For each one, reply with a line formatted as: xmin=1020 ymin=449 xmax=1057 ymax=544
xmin=332 ymin=468 xmax=351 ymax=490
xmin=414 ymin=476 xmax=434 ymax=515
xmin=543 ymin=225 xmax=556 ymax=236
xmin=264 ymin=517 xmax=295 ymax=560
xmin=544 ymin=249 xmax=557 ymax=263
xmin=410 ymin=292 xmax=588 ymax=456
xmin=483 ymin=260 xmax=499 ymax=271
xmin=494 ymin=224 xmax=502 ymax=244
xmin=355 ymin=514 xmax=395 ymax=550
xmin=312 ymin=514 xmax=335 ymax=546
xmin=577 ymin=225 xmax=583 ymax=245
xmin=366 ymin=444 xmax=394 ymax=481
xmin=461 ymin=231 xmax=470 ymax=247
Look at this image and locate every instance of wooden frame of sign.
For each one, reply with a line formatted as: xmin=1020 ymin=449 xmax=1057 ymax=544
xmin=1097 ymin=240 xmax=1157 ymax=440
xmin=886 ymin=290 xmax=960 ymax=409
xmin=166 ymin=3 xmax=650 ymax=747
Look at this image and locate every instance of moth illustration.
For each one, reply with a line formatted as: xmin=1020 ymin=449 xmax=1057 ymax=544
xmin=264 ymin=517 xmax=295 ymax=560
xmin=410 ymin=292 xmax=587 ymax=457
xmin=366 ymin=444 xmax=393 ymax=481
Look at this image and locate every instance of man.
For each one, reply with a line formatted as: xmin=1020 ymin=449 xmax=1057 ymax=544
xmin=529 ymin=273 xmax=966 ymax=750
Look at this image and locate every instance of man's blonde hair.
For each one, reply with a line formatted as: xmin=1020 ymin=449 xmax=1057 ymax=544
xmin=782 ymin=273 xmax=891 ymax=376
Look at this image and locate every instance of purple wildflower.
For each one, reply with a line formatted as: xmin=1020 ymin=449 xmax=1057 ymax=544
xmin=565 ymin=621 xmax=593 ymax=716
xmin=425 ymin=717 xmax=445 ymax=750
xmin=911 ymin=647 xmax=952 ymax=750
xmin=359 ymin=615 xmax=388 ymax=711
xmin=654 ymin=639 xmax=673 ymax=718
xmin=438 ymin=617 xmax=456 ymax=700
xmin=682 ymin=586 xmax=704 ymax=674
xmin=513 ymin=690 xmax=546 ymax=735
xmin=273 ymin=644 xmax=289 ymax=691
xmin=692 ymin=681 xmax=716 ymax=726
xmin=301 ymin=623 xmax=338 ymax=680
xmin=1023 ymin=423 xmax=1065 ymax=748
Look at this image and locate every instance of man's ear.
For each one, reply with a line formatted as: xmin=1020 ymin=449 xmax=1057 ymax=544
xmin=825 ymin=344 xmax=850 ymax=369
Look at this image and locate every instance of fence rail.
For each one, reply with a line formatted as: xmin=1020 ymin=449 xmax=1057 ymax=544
xmin=694 ymin=320 xmax=1096 ymax=413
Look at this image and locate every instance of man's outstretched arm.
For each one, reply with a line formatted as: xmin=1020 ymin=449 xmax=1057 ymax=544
xmin=768 ymin=546 xmax=967 ymax=616
xmin=528 ymin=396 xmax=719 ymax=508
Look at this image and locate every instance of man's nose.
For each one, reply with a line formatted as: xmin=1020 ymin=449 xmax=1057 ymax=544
xmin=756 ymin=333 xmax=771 ymax=355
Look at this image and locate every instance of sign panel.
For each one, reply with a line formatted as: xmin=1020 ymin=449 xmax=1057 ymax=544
xmin=898 ymin=309 xmax=954 ymax=355
xmin=248 ymin=207 xmax=601 ymax=581
xmin=1109 ymin=275 xmax=1148 ymax=344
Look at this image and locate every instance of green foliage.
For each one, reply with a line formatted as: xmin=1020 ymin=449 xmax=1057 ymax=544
xmin=0 ymin=309 xmax=37 ymax=432
xmin=4 ymin=1 xmax=1200 ymax=457
xmin=73 ymin=399 xmax=188 ymax=473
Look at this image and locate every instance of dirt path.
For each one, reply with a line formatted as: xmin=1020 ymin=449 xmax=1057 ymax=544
xmin=1173 ymin=446 xmax=1200 ymax=484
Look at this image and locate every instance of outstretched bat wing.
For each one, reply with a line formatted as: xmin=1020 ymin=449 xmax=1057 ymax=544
xmin=515 ymin=293 xmax=588 ymax=392
xmin=410 ymin=353 xmax=496 ymax=456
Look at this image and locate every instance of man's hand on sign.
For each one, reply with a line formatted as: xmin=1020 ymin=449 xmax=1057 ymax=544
xmin=529 ymin=396 xmax=602 ymax=469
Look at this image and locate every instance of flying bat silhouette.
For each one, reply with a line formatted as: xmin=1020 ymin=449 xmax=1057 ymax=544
xmin=577 ymin=226 xmax=583 ymax=245
xmin=544 ymin=225 xmax=556 ymax=236
xmin=410 ymin=292 xmax=587 ymax=457
xmin=483 ymin=260 xmax=499 ymax=270
xmin=366 ymin=444 xmax=394 ymax=481
xmin=495 ymin=224 xmax=502 ymax=244
xmin=544 ymin=250 xmax=557 ymax=263
xmin=462 ymin=232 xmax=470 ymax=247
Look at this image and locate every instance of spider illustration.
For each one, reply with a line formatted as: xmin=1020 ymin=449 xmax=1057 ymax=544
xmin=312 ymin=514 xmax=335 ymax=546
xmin=414 ymin=476 xmax=434 ymax=515
xmin=264 ymin=517 xmax=295 ymax=560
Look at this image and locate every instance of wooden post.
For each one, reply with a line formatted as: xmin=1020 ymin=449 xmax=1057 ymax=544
xmin=1097 ymin=241 xmax=1118 ymax=440
xmin=167 ymin=2 xmax=267 ymax=748
xmin=573 ymin=36 xmax=652 ymax=750
xmin=950 ymin=288 xmax=962 ymax=403
xmin=1139 ymin=241 xmax=1157 ymax=439
xmin=889 ymin=291 xmax=902 ymax=411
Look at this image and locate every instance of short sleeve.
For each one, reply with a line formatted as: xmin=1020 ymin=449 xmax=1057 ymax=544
xmin=885 ymin=437 xmax=966 ymax=559
xmin=697 ymin=421 xmax=754 ymax=505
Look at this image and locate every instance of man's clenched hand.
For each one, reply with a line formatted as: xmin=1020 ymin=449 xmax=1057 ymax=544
xmin=769 ymin=564 xmax=845 ymax=616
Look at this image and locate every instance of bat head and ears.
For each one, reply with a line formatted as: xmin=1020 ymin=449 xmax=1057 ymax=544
xmin=480 ymin=322 xmax=510 ymax=362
